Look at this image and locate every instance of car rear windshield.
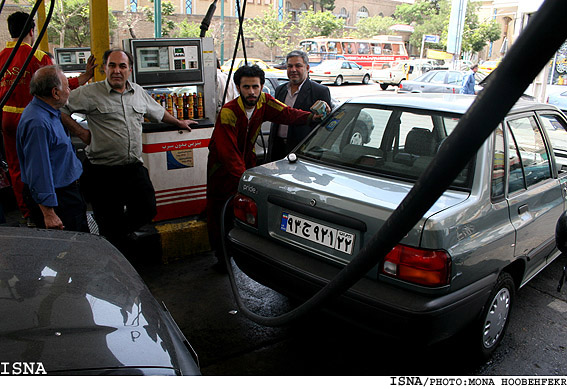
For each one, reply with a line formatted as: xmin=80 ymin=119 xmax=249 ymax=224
xmin=295 ymin=103 xmax=474 ymax=190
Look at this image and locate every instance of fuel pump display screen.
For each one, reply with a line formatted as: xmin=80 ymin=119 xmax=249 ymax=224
xmin=137 ymin=47 xmax=170 ymax=71
xmin=54 ymin=48 xmax=91 ymax=72
xmin=127 ymin=39 xmax=204 ymax=87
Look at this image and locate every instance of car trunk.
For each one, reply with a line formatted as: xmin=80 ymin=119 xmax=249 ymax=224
xmin=243 ymin=160 xmax=469 ymax=269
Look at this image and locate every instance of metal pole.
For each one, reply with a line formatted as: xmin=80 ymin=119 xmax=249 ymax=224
xmin=154 ymin=0 xmax=162 ymax=38
xmin=419 ymin=35 xmax=425 ymax=60
xmin=37 ymin=0 xmax=50 ymax=53
xmin=89 ymin=0 xmax=109 ymax=82
xmin=221 ymin=0 xmax=224 ymax=64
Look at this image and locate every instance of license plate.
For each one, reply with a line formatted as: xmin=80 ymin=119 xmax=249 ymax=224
xmin=280 ymin=212 xmax=355 ymax=255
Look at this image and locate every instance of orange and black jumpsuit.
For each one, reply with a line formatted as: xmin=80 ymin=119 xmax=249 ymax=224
xmin=206 ymin=92 xmax=313 ymax=257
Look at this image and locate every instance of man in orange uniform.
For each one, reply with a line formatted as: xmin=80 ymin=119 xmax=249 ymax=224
xmin=0 ymin=12 xmax=95 ymax=222
xmin=207 ymin=65 xmax=328 ymax=272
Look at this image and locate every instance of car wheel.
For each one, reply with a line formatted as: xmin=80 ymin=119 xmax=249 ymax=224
xmin=334 ymin=75 xmax=343 ymax=86
xmin=380 ymin=83 xmax=389 ymax=90
xmin=362 ymin=74 xmax=370 ymax=84
xmin=477 ymin=272 xmax=515 ymax=359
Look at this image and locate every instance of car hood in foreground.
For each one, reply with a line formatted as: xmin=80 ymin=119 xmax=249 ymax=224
xmin=0 ymin=227 xmax=199 ymax=375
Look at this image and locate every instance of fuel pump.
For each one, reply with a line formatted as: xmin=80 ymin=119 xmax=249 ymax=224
xmin=54 ymin=47 xmax=91 ymax=76
xmin=124 ymin=37 xmax=216 ymax=221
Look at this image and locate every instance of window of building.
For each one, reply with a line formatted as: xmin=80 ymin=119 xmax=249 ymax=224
xmin=185 ymin=0 xmax=192 ymax=14
xmin=130 ymin=0 xmax=137 ymax=12
xmin=356 ymin=6 xmax=368 ymax=23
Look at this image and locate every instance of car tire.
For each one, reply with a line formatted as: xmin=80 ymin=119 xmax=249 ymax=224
xmin=476 ymin=272 xmax=515 ymax=359
xmin=334 ymin=76 xmax=343 ymax=86
xmin=380 ymin=83 xmax=389 ymax=90
xmin=362 ymin=74 xmax=370 ymax=84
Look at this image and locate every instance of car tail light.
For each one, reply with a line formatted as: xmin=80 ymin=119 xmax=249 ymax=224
xmin=399 ymin=82 xmax=403 ymax=89
xmin=382 ymin=244 xmax=451 ymax=287
xmin=234 ymin=193 xmax=258 ymax=227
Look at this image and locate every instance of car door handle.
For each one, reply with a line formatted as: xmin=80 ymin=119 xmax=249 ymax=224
xmin=518 ymin=204 xmax=529 ymax=215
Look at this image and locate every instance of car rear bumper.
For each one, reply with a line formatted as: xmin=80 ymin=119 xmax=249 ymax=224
xmin=228 ymin=227 xmax=496 ymax=344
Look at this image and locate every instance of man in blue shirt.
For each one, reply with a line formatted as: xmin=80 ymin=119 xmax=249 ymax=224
xmin=460 ymin=64 xmax=478 ymax=95
xmin=16 ymin=65 xmax=88 ymax=232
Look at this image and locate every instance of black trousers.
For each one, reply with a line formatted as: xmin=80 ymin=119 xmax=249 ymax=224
xmin=23 ymin=181 xmax=89 ymax=232
xmin=81 ymin=160 xmax=156 ymax=249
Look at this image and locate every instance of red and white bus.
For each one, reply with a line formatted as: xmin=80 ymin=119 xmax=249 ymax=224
xmin=299 ymin=35 xmax=409 ymax=69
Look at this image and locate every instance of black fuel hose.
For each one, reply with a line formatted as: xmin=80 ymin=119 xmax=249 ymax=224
xmin=0 ymin=0 xmax=55 ymax=110
xmin=199 ymin=0 xmax=217 ymax=38
xmin=221 ymin=0 xmax=248 ymax=110
xmin=221 ymin=0 xmax=567 ymax=326
xmin=0 ymin=1 xmax=43 ymax=102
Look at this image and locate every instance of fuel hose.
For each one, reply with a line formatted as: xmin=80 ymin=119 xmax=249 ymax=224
xmin=0 ymin=0 xmax=55 ymax=110
xmin=221 ymin=0 xmax=567 ymax=326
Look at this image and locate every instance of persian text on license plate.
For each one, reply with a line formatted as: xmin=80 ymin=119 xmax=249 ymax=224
xmin=280 ymin=212 xmax=355 ymax=255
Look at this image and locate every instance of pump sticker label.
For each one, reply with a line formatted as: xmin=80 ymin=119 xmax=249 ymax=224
xmin=167 ymin=149 xmax=194 ymax=169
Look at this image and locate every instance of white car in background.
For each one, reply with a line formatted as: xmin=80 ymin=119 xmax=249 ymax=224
xmin=371 ymin=60 xmax=414 ymax=90
xmin=309 ymin=60 xmax=371 ymax=86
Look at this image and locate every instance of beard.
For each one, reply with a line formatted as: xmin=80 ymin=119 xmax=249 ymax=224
xmin=242 ymin=94 xmax=260 ymax=108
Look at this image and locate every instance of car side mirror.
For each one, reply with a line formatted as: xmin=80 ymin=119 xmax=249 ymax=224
xmin=555 ymin=211 xmax=567 ymax=254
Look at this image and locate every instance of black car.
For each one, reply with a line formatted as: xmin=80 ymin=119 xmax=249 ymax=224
xmin=0 ymin=227 xmax=200 ymax=375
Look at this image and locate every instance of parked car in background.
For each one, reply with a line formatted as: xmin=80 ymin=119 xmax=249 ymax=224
xmin=547 ymin=90 xmax=567 ymax=113
xmin=479 ymin=59 xmax=502 ymax=74
xmin=398 ymin=69 xmax=484 ymax=94
xmin=0 ymin=227 xmax=201 ymax=375
xmin=221 ymin=57 xmax=284 ymax=75
xmin=228 ymin=93 xmax=567 ymax=358
xmin=371 ymin=60 xmax=414 ymax=90
xmin=309 ymin=60 xmax=371 ymax=86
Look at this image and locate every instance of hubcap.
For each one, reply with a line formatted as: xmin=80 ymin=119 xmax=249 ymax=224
xmin=482 ymin=287 xmax=510 ymax=348
xmin=350 ymin=132 xmax=363 ymax=145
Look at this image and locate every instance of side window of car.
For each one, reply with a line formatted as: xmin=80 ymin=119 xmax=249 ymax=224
xmin=447 ymin=72 xmax=463 ymax=85
xmin=342 ymin=62 xmax=350 ymax=69
xmin=262 ymin=80 xmax=274 ymax=95
xmin=492 ymin=127 xmax=506 ymax=199
xmin=506 ymin=116 xmax=552 ymax=193
xmin=430 ymin=71 xmax=446 ymax=84
xmin=538 ymin=113 xmax=567 ymax=174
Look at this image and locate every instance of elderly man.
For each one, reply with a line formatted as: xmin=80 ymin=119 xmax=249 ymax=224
xmin=267 ymin=50 xmax=332 ymax=161
xmin=16 ymin=66 xmax=88 ymax=232
xmin=0 ymin=11 xmax=95 ymax=224
xmin=61 ymin=49 xmax=196 ymax=252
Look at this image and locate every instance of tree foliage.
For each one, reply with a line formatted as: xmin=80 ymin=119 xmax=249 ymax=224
xmin=16 ymin=0 xmax=116 ymax=47
xmin=143 ymin=0 xmax=176 ymax=37
xmin=297 ymin=9 xmax=344 ymax=38
xmin=312 ymin=0 xmax=335 ymax=12
xmin=352 ymin=15 xmax=396 ymax=38
xmin=176 ymin=19 xmax=212 ymax=38
xmin=242 ymin=8 xmax=295 ymax=61
xmin=394 ymin=0 xmax=501 ymax=56
xmin=394 ymin=0 xmax=439 ymax=26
